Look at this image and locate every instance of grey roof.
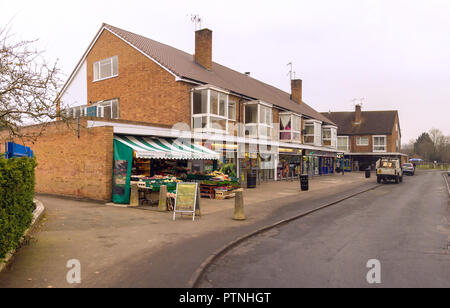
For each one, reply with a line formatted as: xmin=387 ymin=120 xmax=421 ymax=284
xmin=320 ymin=111 xmax=398 ymax=135
xmin=103 ymin=24 xmax=335 ymax=125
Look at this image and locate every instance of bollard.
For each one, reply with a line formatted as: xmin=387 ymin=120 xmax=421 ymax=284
xmin=233 ymin=189 xmax=245 ymax=220
xmin=158 ymin=185 xmax=168 ymax=212
xmin=129 ymin=184 xmax=139 ymax=207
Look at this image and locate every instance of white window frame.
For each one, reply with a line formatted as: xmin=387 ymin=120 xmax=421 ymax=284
xmin=304 ymin=119 xmax=322 ymax=146
xmin=322 ymin=125 xmax=337 ymax=148
xmin=94 ymin=99 xmax=120 ymax=119
xmin=228 ymin=100 xmax=237 ymax=121
xmin=373 ymin=135 xmax=387 ymax=152
xmin=279 ymin=112 xmax=302 ymax=143
xmin=337 ymin=136 xmax=349 ymax=152
xmin=93 ymin=56 xmax=118 ymax=82
xmin=356 ymin=136 xmax=369 ymax=146
xmin=243 ymin=101 xmax=273 ymax=140
xmin=191 ymin=87 xmax=229 ymax=134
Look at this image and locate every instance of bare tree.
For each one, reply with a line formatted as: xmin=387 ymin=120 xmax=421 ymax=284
xmin=0 ymin=25 xmax=64 ymax=141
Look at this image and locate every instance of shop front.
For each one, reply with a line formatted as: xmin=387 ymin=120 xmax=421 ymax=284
xmin=302 ymin=150 xmax=336 ymax=176
xmin=238 ymin=143 xmax=276 ymax=185
xmin=277 ymin=147 xmax=302 ymax=180
xmin=112 ymin=135 xmax=226 ymax=204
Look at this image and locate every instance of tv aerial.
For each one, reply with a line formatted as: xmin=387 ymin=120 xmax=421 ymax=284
xmin=287 ymin=62 xmax=296 ymax=80
xmin=189 ymin=14 xmax=202 ymax=31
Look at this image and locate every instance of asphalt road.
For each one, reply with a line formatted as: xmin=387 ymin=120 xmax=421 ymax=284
xmin=200 ymin=171 xmax=450 ymax=288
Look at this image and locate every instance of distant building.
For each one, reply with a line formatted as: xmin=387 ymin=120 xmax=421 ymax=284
xmin=322 ymin=105 xmax=407 ymax=171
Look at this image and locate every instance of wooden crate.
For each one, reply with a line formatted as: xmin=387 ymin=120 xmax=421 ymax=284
xmin=215 ymin=190 xmax=235 ymax=200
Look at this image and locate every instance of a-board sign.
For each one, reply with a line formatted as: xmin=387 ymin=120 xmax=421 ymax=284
xmin=173 ymin=183 xmax=199 ymax=221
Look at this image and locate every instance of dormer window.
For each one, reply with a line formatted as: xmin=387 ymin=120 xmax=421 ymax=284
xmin=280 ymin=113 xmax=301 ymax=143
xmin=93 ymin=56 xmax=118 ymax=81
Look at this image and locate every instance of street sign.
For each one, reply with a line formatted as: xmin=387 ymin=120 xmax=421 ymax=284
xmin=173 ymin=183 xmax=199 ymax=221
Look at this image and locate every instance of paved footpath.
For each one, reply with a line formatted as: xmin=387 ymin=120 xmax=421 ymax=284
xmin=0 ymin=173 xmax=375 ymax=288
xmin=200 ymin=171 xmax=450 ymax=288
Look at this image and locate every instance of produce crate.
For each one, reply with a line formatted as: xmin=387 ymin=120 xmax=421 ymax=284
xmin=200 ymin=184 xmax=216 ymax=199
xmin=215 ymin=189 xmax=235 ymax=200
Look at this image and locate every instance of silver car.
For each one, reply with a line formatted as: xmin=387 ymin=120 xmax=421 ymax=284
xmin=402 ymin=163 xmax=415 ymax=176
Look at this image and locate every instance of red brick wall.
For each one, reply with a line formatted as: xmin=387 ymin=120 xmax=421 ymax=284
xmin=86 ymin=29 xmax=192 ymax=128
xmin=0 ymin=120 xmax=114 ymax=201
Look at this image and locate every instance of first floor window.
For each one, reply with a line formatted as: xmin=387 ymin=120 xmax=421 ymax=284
xmin=96 ymin=99 xmax=119 ymax=119
xmin=322 ymin=128 xmax=332 ymax=146
xmin=356 ymin=136 xmax=369 ymax=146
xmin=304 ymin=123 xmax=315 ymax=144
xmin=228 ymin=101 xmax=236 ymax=121
xmin=337 ymin=136 xmax=349 ymax=152
xmin=373 ymin=136 xmax=387 ymax=152
xmin=192 ymin=87 xmax=229 ymax=132
xmin=93 ymin=56 xmax=118 ymax=81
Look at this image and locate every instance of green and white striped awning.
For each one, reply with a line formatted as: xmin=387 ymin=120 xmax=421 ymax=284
xmin=114 ymin=135 xmax=220 ymax=160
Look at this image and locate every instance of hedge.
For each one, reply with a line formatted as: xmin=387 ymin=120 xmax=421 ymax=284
xmin=0 ymin=157 xmax=36 ymax=260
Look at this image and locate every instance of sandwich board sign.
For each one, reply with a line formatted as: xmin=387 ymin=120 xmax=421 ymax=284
xmin=173 ymin=183 xmax=200 ymax=221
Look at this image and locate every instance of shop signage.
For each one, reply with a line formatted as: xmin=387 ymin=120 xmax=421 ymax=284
xmin=173 ymin=183 xmax=199 ymax=221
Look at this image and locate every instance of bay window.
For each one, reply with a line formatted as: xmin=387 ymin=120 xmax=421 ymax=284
xmin=228 ymin=101 xmax=236 ymax=121
xmin=373 ymin=135 xmax=387 ymax=152
xmin=304 ymin=120 xmax=322 ymax=146
xmin=192 ymin=87 xmax=229 ymax=133
xmin=244 ymin=101 xmax=273 ymax=139
xmin=322 ymin=126 xmax=337 ymax=148
xmin=280 ymin=113 xmax=301 ymax=143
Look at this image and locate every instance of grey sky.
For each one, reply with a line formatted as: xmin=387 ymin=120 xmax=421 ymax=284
xmin=2 ymin=0 xmax=449 ymax=143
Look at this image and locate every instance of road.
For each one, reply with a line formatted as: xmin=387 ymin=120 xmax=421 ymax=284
xmin=0 ymin=174 xmax=377 ymax=288
xmin=200 ymin=171 xmax=450 ymax=288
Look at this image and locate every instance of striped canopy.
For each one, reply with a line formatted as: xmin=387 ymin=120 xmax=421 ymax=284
xmin=114 ymin=135 xmax=220 ymax=160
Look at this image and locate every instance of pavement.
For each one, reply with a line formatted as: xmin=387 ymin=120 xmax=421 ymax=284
xmin=0 ymin=172 xmax=375 ymax=288
xmin=199 ymin=170 xmax=450 ymax=288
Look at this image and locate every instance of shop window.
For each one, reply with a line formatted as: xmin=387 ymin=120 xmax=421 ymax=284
xmin=93 ymin=56 xmax=118 ymax=81
xmin=356 ymin=136 xmax=369 ymax=146
xmin=337 ymin=136 xmax=349 ymax=152
xmin=280 ymin=113 xmax=301 ymax=143
xmin=191 ymin=87 xmax=229 ymax=133
xmin=373 ymin=136 xmax=387 ymax=152
xmin=244 ymin=102 xmax=273 ymax=139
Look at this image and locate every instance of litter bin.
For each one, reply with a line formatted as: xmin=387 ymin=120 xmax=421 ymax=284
xmin=299 ymin=174 xmax=309 ymax=191
xmin=365 ymin=168 xmax=371 ymax=178
xmin=247 ymin=171 xmax=257 ymax=189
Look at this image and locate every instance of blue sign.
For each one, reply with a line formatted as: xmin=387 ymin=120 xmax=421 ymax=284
xmin=86 ymin=106 xmax=97 ymax=117
xmin=5 ymin=142 xmax=33 ymax=159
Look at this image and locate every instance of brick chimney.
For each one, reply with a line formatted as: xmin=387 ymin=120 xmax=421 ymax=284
xmin=355 ymin=104 xmax=362 ymax=123
xmin=291 ymin=79 xmax=303 ymax=104
xmin=195 ymin=28 xmax=212 ymax=70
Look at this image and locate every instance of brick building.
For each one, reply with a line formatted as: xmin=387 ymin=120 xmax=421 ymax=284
xmin=322 ymin=105 xmax=407 ymax=171
xmin=1 ymin=23 xmax=341 ymax=202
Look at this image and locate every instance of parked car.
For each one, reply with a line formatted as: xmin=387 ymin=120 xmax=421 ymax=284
xmin=376 ymin=158 xmax=403 ymax=184
xmin=402 ymin=163 xmax=415 ymax=176
xmin=448 ymin=168 xmax=450 ymax=176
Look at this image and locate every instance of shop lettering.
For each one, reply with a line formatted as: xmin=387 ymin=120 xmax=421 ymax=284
xmin=179 ymin=293 xmax=214 ymax=306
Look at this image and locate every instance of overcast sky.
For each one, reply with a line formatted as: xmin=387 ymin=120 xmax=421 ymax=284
xmin=2 ymin=0 xmax=449 ymax=143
